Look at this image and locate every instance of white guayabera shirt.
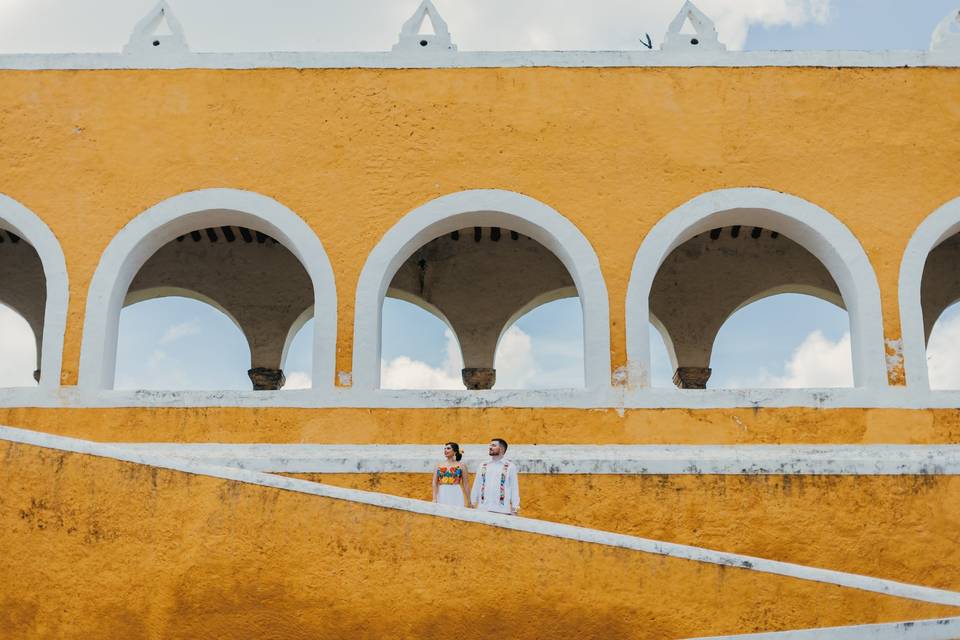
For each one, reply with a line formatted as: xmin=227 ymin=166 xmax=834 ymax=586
xmin=470 ymin=459 xmax=520 ymax=514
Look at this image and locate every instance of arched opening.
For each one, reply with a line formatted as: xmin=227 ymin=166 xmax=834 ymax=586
xmin=626 ymin=188 xmax=886 ymax=390
xmin=0 ymin=229 xmax=45 ymax=386
xmin=382 ymin=224 xmax=580 ymax=390
xmin=0 ymin=303 xmax=39 ymax=387
xmin=649 ymin=313 xmax=677 ymax=387
xmin=899 ymin=197 xmax=960 ymax=389
xmin=649 ymin=226 xmax=848 ymax=389
xmin=115 ymin=296 xmax=252 ymax=390
xmin=709 ymin=294 xmax=852 ymax=388
xmin=926 ymin=303 xmax=960 ymax=389
xmin=354 ymin=190 xmax=610 ymax=391
xmin=494 ymin=298 xmax=584 ymax=389
xmin=0 ymin=195 xmax=68 ymax=389
xmin=281 ymin=313 xmax=315 ymax=390
xmin=79 ymin=189 xmax=337 ymax=392
xmin=380 ymin=298 xmax=463 ymax=390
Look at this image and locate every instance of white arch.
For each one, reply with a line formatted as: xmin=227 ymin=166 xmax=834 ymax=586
xmin=625 ymin=188 xmax=886 ymax=389
xmin=78 ymin=188 xmax=337 ymax=390
xmin=899 ymin=196 xmax=960 ymax=389
xmin=352 ymin=189 xmax=611 ymax=390
xmin=0 ymin=194 xmax=68 ymax=389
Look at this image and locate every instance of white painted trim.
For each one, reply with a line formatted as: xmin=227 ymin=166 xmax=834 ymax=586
xmin=898 ymin=196 xmax=960 ymax=389
xmin=625 ymin=188 xmax=887 ymax=389
xmin=15 ymin=384 xmax=960 ymax=408
xmin=691 ymin=616 xmax=960 ymax=640
xmin=0 ymin=194 xmax=68 ymax=390
xmin=1 ymin=424 xmax=958 ymax=607
xmin=0 ymin=50 xmax=957 ymax=70
xmin=112 ymin=443 xmax=960 ymax=476
xmin=352 ymin=189 xmax=611 ymax=390
xmin=77 ymin=188 xmax=337 ymax=391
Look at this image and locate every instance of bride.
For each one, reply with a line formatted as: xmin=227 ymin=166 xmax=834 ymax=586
xmin=432 ymin=442 xmax=470 ymax=508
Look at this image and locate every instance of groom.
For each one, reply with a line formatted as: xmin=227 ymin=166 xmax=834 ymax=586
xmin=470 ymin=438 xmax=520 ymax=515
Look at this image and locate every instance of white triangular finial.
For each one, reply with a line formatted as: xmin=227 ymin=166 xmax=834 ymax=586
xmin=393 ymin=0 xmax=457 ymax=53
xmin=123 ymin=1 xmax=189 ymax=54
xmin=931 ymin=8 xmax=960 ymax=52
xmin=661 ymin=1 xmax=725 ymax=52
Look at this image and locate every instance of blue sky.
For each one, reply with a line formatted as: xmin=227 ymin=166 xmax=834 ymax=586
xmin=1 ymin=1 xmax=959 ymax=390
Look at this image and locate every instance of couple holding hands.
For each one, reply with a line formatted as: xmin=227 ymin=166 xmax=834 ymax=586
xmin=431 ymin=438 xmax=520 ymax=516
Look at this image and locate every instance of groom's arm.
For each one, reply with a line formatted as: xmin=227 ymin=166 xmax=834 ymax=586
xmin=510 ymin=464 xmax=521 ymax=513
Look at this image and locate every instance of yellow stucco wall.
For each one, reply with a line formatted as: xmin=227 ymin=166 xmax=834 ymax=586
xmin=0 ymin=67 xmax=958 ymax=385
xmin=297 ymin=471 xmax=960 ymax=591
xmin=1 ymin=406 xmax=958 ymax=445
xmin=3 ymin=440 xmax=958 ymax=639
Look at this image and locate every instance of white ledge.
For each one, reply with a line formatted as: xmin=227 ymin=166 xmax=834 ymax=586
xmin=691 ymin=615 xmax=960 ymax=639
xmin=2 ymin=423 xmax=959 ymax=608
xmin=0 ymin=49 xmax=957 ymax=70
xmin=7 ymin=384 xmax=960 ymax=409
xmin=115 ymin=443 xmax=960 ymax=476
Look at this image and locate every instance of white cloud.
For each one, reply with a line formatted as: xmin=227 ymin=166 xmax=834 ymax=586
xmin=699 ymin=0 xmax=832 ymax=49
xmin=0 ymin=304 xmax=37 ymax=387
xmin=159 ymin=320 xmax=200 ymax=345
xmin=927 ymin=312 xmax=960 ymax=390
xmin=493 ymin=326 xmax=537 ymax=389
xmin=283 ymin=371 xmax=312 ymax=390
xmin=761 ymin=330 xmax=853 ymax=388
xmin=381 ymin=329 xmax=464 ymax=389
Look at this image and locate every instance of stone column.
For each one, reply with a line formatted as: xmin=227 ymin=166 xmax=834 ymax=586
xmin=673 ymin=367 xmax=711 ymax=389
xmin=248 ymin=367 xmax=286 ymax=391
xmin=462 ymin=367 xmax=496 ymax=390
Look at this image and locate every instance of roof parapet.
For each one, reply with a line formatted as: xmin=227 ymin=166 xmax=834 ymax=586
xmin=661 ymin=1 xmax=726 ymax=53
xmin=123 ymin=1 xmax=189 ymax=55
xmin=392 ymin=0 xmax=457 ymax=53
xmin=931 ymin=8 xmax=960 ymax=53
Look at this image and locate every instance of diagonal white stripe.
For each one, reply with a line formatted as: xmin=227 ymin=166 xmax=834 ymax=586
xmin=689 ymin=615 xmax=960 ymax=639
xmin=2 ymin=424 xmax=959 ymax=608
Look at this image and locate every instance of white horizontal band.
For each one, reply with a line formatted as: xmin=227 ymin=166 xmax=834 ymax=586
xmin=2 ymin=423 xmax=958 ymax=608
xmin=7 ymin=385 xmax=960 ymax=409
xmin=114 ymin=443 xmax=960 ymax=475
xmin=0 ymin=49 xmax=957 ymax=71
xmin=691 ymin=616 xmax=960 ymax=639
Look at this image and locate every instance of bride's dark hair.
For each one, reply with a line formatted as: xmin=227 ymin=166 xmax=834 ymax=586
xmin=446 ymin=442 xmax=463 ymax=462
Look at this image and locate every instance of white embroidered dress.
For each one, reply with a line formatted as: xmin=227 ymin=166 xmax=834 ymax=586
xmin=435 ymin=464 xmax=467 ymax=507
xmin=470 ymin=459 xmax=520 ymax=514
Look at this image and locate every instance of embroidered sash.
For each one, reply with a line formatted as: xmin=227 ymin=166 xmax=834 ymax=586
xmin=479 ymin=461 xmax=510 ymax=505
